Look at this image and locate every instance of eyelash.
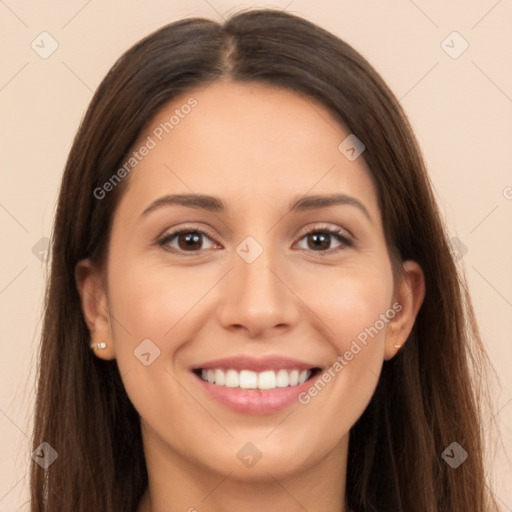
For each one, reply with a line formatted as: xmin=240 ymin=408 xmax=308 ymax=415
xmin=157 ymin=224 xmax=353 ymax=256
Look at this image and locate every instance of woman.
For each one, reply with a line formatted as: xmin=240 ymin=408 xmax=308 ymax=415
xmin=30 ymin=8 xmax=501 ymax=512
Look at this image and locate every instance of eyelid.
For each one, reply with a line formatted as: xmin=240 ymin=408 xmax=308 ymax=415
xmin=157 ymin=224 xmax=222 ymax=253
xmin=292 ymin=223 xmax=354 ymax=254
xmin=294 ymin=222 xmax=353 ymax=243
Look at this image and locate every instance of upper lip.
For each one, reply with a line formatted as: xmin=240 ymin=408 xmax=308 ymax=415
xmin=191 ymin=355 xmax=322 ymax=372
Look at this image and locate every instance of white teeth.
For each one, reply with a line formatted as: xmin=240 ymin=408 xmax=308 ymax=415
xmin=258 ymin=370 xmax=276 ymax=390
xmin=225 ymin=369 xmax=239 ymax=388
xmin=198 ymin=368 xmax=313 ymax=389
xmin=276 ymin=369 xmax=289 ymax=387
xmin=214 ymin=369 xmax=225 ymax=386
xmin=239 ymin=370 xmax=258 ymax=389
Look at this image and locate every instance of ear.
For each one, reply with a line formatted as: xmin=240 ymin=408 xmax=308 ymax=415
xmin=384 ymin=260 xmax=425 ymax=360
xmin=75 ymin=258 xmax=116 ymax=360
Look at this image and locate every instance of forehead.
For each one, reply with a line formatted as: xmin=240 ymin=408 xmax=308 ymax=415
xmin=115 ymin=80 xmax=380 ymax=222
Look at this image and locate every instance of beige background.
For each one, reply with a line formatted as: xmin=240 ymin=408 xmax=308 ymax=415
xmin=1 ymin=1 xmax=511 ymax=510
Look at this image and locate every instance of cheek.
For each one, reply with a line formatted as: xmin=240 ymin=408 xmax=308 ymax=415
xmin=105 ymin=255 xmax=206 ymax=420
xmin=107 ymin=255 xmax=214 ymax=344
xmin=298 ymin=262 xmax=394 ymax=351
xmin=294 ymin=268 xmax=393 ymax=438
xmin=105 ymin=249 xmax=227 ymax=409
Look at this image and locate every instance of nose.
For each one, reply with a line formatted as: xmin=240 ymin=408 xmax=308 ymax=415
xmin=217 ymin=243 xmax=300 ymax=338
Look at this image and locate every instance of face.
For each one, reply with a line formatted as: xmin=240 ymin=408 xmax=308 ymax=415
xmin=78 ymin=81 xmax=424 ymax=482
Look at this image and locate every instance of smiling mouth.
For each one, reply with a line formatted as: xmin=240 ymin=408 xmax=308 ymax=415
xmin=193 ymin=367 xmax=322 ymax=390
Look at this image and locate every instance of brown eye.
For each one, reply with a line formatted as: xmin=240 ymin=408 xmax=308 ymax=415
xmin=306 ymin=233 xmax=331 ymax=250
xmin=159 ymin=229 xmax=218 ymax=253
xmin=177 ymin=232 xmax=202 ymax=250
xmin=296 ymin=227 xmax=352 ymax=253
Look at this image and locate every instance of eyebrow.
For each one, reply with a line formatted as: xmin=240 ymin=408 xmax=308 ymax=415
xmin=141 ymin=194 xmax=225 ymax=216
xmin=140 ymin=193 xmax=372 ymax=222
xmin=289 ymin=194 xmax=372 ymax=221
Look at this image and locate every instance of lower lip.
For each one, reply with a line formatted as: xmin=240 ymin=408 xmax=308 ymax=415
xmin=192 ymin=371 xmax=319 ymax=415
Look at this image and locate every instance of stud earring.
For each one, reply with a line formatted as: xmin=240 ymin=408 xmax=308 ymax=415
xmin=90 ymin=341 xmax=107 ymax=350
xmin=393 ymin=343 xmax=402 ymax=348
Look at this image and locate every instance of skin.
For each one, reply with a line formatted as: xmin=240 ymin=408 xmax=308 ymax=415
xmin=76 ymin=81 xmax=425 ymax=512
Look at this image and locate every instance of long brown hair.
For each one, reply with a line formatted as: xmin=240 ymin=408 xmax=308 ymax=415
xmin=30 ymin=9 xmax=501 ymax=512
